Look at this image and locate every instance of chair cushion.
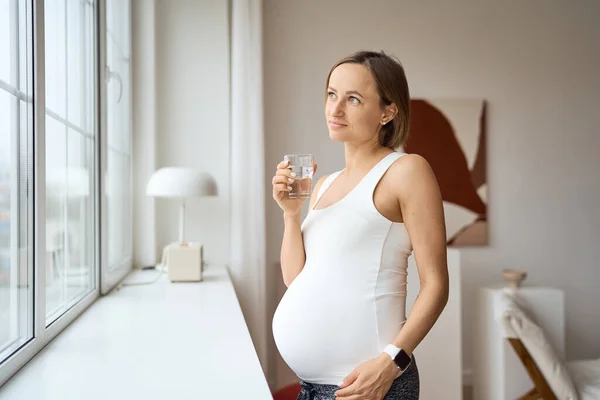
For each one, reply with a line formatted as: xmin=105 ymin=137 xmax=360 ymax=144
xmin=568 ymin=358 xmax=600 ymax=400
xmin=496 ymin=291 xmax=579 ymax=400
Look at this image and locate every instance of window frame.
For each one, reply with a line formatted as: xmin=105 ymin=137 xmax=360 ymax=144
xmin=0 ymin=0 xmax=104 ymax=386
xmin=0 ymin=0 xmax=134 ymax=384
xmin=0 ymin=0 xmax=35 ymax=375
xmin=44 ymin=0 xmax=99 ymax=328
xmin=99 ymin=0 xmax=133 ymax=294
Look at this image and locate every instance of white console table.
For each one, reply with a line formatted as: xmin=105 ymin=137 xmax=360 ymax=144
xmin=406 ymin=248 xmax=462 ymax=400
xmin=473 ymin=286 xmax=565 ymax=400
xmin=0 ymin=265 xmax=272 ymax=400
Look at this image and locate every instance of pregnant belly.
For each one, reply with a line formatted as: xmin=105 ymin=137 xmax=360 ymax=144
xmin=272 ymin=270 xmax=379 ymax=382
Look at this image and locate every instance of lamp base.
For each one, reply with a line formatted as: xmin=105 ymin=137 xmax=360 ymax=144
xmin=165 ymin=242 xmax=203 ymax=282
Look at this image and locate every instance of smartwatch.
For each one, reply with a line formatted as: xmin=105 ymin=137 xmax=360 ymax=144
xmin=383 ymin=344 xmax=412 ymax=371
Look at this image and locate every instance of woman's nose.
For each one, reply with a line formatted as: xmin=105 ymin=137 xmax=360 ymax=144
xmin=330 ymin=102 xmax=344 ymax=117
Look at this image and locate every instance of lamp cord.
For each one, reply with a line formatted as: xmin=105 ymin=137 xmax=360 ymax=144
xmin=118 ymin=243 xmax=174 ymax=288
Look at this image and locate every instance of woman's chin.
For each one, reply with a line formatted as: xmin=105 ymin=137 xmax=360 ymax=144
xmin=329 ymin=131 xmax=349 ymax=142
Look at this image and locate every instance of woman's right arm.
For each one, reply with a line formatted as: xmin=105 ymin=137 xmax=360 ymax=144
xmin=272 ymin=158 xmax=327 ymax=287
xmin=279 ymin=175 xmax=328 ymax=287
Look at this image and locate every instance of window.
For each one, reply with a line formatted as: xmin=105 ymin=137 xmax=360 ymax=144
xmin=101 ymin=0 xmax=132 ymax=292
xmin=0 ymin=0 xmax=133 ymax=386
xmin=44 ymin=0 xmax=96 ymax=325
xmin=0 ymin=0 xmax=34 ymax=367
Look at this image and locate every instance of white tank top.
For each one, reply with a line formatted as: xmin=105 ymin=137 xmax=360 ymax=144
xmin=272 ymin=151 xmax=413 ymax=385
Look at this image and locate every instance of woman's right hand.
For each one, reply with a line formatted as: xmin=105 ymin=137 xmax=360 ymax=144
xmin=272 ymin=159 xmax=317 ymax=216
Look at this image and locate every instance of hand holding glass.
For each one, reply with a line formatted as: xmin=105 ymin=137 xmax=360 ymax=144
xmin=283 ymin=154 xmax=314 ymax=199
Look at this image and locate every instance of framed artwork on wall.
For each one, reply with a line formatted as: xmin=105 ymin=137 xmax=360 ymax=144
xmin=405 ymin=99 xmax=487 ymax=246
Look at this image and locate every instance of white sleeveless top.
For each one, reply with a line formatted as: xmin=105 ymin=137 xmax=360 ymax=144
xmin=272 ymin=152 xmax=413 ymax=385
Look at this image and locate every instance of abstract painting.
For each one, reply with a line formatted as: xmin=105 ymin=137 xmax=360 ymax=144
xmin=404 ymin=99 xmax=487 ymax=246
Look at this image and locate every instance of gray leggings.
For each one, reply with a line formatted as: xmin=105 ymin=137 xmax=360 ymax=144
xmin=297 ymin=356 xmax=419 ymax=399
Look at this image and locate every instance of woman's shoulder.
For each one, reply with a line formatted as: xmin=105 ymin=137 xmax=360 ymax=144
xmin=391 ymin=152 xmax=431 ymax=175
xmin=387 ymin=153 xmax=438 ymax=194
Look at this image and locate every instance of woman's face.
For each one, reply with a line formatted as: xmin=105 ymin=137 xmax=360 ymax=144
xmin=325 ymin=63 xmax=389 ymax=145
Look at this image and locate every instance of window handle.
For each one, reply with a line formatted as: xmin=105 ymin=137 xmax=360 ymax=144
xmin=105 ymin=65 xmax=123 ymax=104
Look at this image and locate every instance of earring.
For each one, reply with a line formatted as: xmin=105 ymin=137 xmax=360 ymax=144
xmin=381 ymin=120 xmax=387 ymax=125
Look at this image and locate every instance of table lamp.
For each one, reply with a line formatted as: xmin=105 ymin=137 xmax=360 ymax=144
xmin=146 ymin=167 xmax=218 ymax=281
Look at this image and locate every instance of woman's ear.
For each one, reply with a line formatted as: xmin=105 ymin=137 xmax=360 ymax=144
xmin=385 ymin=103 xmax=398 ymax=121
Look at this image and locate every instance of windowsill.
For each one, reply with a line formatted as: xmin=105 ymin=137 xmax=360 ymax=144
xmin=0 ymin=265 xmax=272 ymax=399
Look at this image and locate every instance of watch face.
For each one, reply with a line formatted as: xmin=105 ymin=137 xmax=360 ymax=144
xmin=394 ymin=350 xmax=411 ymax=370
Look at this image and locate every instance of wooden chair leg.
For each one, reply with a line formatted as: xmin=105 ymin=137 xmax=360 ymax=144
xmin=508 ymin=338 xmax=557 ymax=400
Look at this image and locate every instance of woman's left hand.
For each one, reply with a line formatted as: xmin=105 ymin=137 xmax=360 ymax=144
xmin=334 ymin=353 xmax=400 ymax=399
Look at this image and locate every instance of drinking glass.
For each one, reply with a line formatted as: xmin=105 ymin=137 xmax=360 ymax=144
xmin=283 ymin=154 xmax=314 ymax=199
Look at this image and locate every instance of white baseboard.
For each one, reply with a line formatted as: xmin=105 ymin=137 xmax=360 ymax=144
xmin=463 ymin=369 xmax=473 ymax=386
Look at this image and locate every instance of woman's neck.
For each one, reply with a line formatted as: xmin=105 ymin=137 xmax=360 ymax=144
xmin=342 ymin=145 xmax=394 ymax=176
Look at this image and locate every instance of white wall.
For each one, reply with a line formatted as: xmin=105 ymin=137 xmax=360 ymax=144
xmin=133 ymin=1 xmax=277 ymax=386
xmin=263 ymin=0 xmax=600 ymax=388
xmin=133 ymin=0 xmax=231 ymax=267
xmin=152 ymin=0 xmax=230 ymax=265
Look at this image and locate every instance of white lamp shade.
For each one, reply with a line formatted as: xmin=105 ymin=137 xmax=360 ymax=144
xmin=146 ymin=167 xmax=218 ymax=198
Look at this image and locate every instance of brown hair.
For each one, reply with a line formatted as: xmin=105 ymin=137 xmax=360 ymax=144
xmin=325 ymin=50 xmax=410 ymax=149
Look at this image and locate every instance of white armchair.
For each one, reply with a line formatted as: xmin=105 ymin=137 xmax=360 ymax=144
xmin=496 ymin=291 xmax=600 ymax=400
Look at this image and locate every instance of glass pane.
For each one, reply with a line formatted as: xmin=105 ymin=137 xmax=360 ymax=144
xmin=45 ymin=0 xmax=96 ymax=325
xmin=45 ymin=122 xmax=95 ymax=324
xmin=83 ymin=1 xmax=95 ymax=135
xmin=67 ymin=0 xmax=94 ymax=133
xmin=107 ymin=151 xmax=130 ymax=268
xmin=106 ymin=0 xmax=131 ymax=155
xmin=45 ymin=115 xmax=67 ymax=320
xmin=0 ymin=0 xmax=33 ymax=364
xmin=0 ymin=87 xmax=19 ymax=360
xmin=65 ymin=131 xmax=94 ymax=304
xmin=106 ymin=0 xmax=131 ymax=271
xmin=0 ymin=0 xmax=12 ymax=85
xmin=44 ymin=0 xmax=66 ymax=119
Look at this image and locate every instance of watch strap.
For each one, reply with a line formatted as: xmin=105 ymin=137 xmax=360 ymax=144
xmin=383 ymin=344 xmax=411 ymax=370
xmin=383 ymin=344 xmax=401 ymax=360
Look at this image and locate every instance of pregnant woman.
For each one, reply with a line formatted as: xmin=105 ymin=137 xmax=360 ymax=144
xmin=271 ymin=50 xmax=449 ymax=400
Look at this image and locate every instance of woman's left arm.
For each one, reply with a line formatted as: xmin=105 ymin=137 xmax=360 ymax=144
xmin=387 ymin=153 xmax=449 ymax=357
xmin=336 ymin=154 xmax=449 ymax=399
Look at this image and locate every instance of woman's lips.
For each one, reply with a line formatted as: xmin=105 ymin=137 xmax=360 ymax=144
xmin=329 ymin=121 xmax=347 ymax=129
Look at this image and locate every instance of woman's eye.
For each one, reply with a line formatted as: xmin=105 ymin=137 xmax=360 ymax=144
xmin=349 ymin=96 xmax=360 ymax=104
xmin=328 ymin=92 xmax=337 ymax=99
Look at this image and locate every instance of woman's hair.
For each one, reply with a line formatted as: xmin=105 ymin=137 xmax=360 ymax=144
xmin=325 ymin=50 xmax=410 ymax=150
